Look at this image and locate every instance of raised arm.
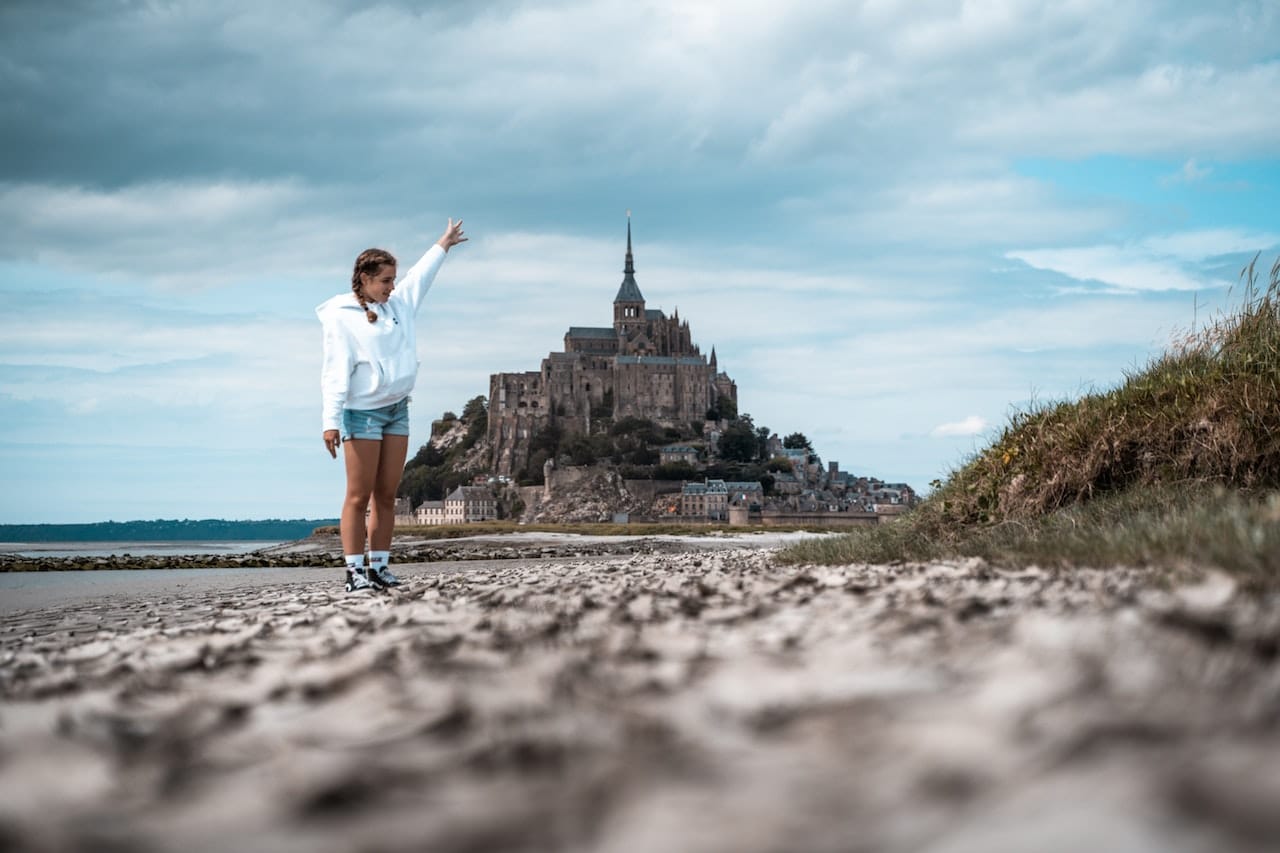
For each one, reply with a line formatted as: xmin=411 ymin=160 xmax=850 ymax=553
xmin=395 ymin=218 xmax=467 ymax=312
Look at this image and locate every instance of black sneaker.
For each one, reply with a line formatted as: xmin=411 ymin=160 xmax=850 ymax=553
xmin=344 ymin=568 xmax=376 ymax=593
xmin=369 ymin=565 xmax=401 ymax=587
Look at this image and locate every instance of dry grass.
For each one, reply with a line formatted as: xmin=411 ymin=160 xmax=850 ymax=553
xmin=783 ymin=255 xmax=1280 ymax=585
xmin=780 ymin=484 xmax=1280 ymax=588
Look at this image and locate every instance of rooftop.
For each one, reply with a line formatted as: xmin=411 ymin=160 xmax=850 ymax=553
xmin=566 ymin=326 xmax=618 ymax=340
xmin=615 ymin=355 xmax=706 ymax=366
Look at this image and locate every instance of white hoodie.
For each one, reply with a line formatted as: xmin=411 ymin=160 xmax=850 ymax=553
xmin=316 ymin=244 xmax=447 ymax=432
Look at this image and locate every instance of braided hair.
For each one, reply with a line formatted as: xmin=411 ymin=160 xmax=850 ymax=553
xmin=351 ymin=248 xmax=397 ymax=324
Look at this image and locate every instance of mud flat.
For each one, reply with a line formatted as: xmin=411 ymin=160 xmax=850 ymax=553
xmin=2 ymin=548 xmax=1278 ymax=852
xmin=1 ymin=530 xmax=822 ymax=572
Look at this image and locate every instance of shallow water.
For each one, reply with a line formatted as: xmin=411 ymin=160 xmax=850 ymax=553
xmin=0 ymin=557 xmax=591 ymax=615
xmin=0 ymin=540 xmax=284 ymax=558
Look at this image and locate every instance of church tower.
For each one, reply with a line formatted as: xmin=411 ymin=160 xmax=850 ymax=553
xmin=613 ymin=213 xmax=646 ymax=338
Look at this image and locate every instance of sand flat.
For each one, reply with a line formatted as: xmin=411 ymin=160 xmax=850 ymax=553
xmin=2 ymin=545 xmax=1278 ymax=852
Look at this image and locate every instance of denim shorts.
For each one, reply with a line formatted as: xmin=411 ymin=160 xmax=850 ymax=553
xmin=341 ymin=398 xmax=411 ymax=441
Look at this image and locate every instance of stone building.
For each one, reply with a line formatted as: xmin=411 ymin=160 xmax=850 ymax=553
xmin=413 ymin=487 xmax=497 ymax=526
xmin=488 ymin=217 xmax=737 ymax=477
xmin=659 ymin=444 xmax=699 ymax=465
xmin=725 ymin=480 xmax=764 ymax=509
xmin=391 ymin=497 xmax=416 ymax=526
xmin=444 ymin=486 xmax=497 ymax=524
xmin=414 ymin=500 xmax=446 ymax=526
xmin=679 ymin=479 xmax=762 ymax=520
xmin=681 ymin=479 xmax=728 ymax=520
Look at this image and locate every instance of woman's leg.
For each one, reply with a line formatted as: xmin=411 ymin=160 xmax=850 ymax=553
xmin=369 ymin=434 xmax=409 ymax=552
xmin=341 ymin=438 xmax=384 ymax=557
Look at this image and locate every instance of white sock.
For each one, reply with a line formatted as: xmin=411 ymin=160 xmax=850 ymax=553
xmin=369 ymin=550 xmax=390 ymax=571
xmin=345 ymin=554 xmax=365 ymax=571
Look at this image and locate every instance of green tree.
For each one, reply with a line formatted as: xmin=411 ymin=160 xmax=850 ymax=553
xmin=654 ymin=462 xmax=699 ymax=480
xmin=611 ymin=416 xmax=656 ymax=436
xmin=461 ymin=395 xmax=487 ymax=421
xmin=755 ymin=426 xmax=771 ymax=461
xmin=628 ymin=446 xmax=660 ymax=465
xmin=783 ymin=432 xmax=812 ymax=451
xmin=565 ymin=433 xmax=613 ymax=466
xmin=718 ymin=419 xmax=758 ymax=463
xmin=461 ymin=396 xmax=488 ymax=449
xmin=405 ymin=441 xmax=446 ymax=471
xmin=399 ymin=465 xmax=443 ymax=504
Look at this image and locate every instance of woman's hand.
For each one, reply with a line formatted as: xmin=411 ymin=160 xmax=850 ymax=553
xmin=436 ymin=218 xmax=468 ymax=252
xmin=324 ymin=430 xmax=341 ymax=458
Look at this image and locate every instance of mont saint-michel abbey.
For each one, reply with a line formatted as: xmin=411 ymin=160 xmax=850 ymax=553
xmin=488 ymin=219 xmax=737 ymax=477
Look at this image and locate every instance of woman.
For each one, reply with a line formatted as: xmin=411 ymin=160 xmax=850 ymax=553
xmin=317 ymin=218 xmax=467 ymax=592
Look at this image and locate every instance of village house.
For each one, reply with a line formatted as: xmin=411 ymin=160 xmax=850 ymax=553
xmin=681 ymin=479 xmax=728 ymax=520
xmin=771 ymin=471 xmax=803 ymax=496
xmin=660 ymin=444 xmax=699 ymax=465
xmin=413 ymin=487 xmax=497 ymax=526
xmin=445 ymin=486 xmax=497 ymax=524
xmin=781 ymin=448 xmax=808 ymax=470
xmin=725 ymin=480 xmax=764 ymax=508
xmin=414 ymin=500 xmax=446 ymax=526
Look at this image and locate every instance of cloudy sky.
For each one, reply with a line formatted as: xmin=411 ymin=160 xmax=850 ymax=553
xmin=2 ymin=0 xmax=1278 ymax=523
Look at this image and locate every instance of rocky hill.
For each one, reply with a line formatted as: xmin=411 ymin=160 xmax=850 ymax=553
xmin=517 ymin=467 xmax=659 ymax=524
xmin=398 ymin=396 xmax=496 ymax=509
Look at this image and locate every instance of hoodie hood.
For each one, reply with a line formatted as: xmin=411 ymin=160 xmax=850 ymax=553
xmin=316 ymin=292 xmax=363 ymax=319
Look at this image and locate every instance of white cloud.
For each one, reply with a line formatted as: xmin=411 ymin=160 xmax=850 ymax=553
xmin=958 ymin=61 xmax=1280 ymax=159
xmin=1007 ymin=246 xmax=1215 ymax=292
xmin=931 ymin=416 xmax=989 ymax=438
xmin=1008 ymin=228 xmax=1280 ymax=293
xmin=8 ymin=0 xmax=1278 ymax=192
xmin=0 ymin=179 xmax=401 ymax=289
xmin=823 ymin=174 xmax=1123 ymax=248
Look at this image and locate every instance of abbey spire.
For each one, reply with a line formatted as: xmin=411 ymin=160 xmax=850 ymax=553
xmin=613 ymin=211 xmax=646 ymax=334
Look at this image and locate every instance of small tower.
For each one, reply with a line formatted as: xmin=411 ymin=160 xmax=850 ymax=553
xmin=613 ymin=212 xmax=646 ymax=338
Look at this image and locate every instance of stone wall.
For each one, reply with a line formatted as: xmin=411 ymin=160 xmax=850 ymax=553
xmin=729 ymin=510 xmax=882 ymax=528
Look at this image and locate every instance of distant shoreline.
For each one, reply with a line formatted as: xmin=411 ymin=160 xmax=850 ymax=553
xmin=0 ymin=540 xmax=287 ymax=559
xmin=0 ymin=519 xmax=338 ymax=543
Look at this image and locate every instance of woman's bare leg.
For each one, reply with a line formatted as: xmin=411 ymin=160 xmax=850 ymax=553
xmin=369 ymin=434 xmax=409 ymax=552
xmin=341 ymin=438 xmax=383 ymax=557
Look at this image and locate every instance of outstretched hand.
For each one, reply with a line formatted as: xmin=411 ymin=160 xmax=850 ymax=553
xmin=436 ymin=218 xmax=468 ymax=252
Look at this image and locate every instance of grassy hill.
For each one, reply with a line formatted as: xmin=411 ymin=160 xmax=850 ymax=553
xmin=782 ymin=255 xmax=1280 ymax=589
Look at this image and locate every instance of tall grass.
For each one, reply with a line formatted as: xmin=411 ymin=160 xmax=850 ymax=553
xmin=782 ymin=255 xmax=1280 ymax=584
xmin=781 ymin=484 xmax=1280 ymax=587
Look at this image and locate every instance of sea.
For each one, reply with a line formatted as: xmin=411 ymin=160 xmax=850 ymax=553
xmin=0 ymin=541 xmax=285 ymax=559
